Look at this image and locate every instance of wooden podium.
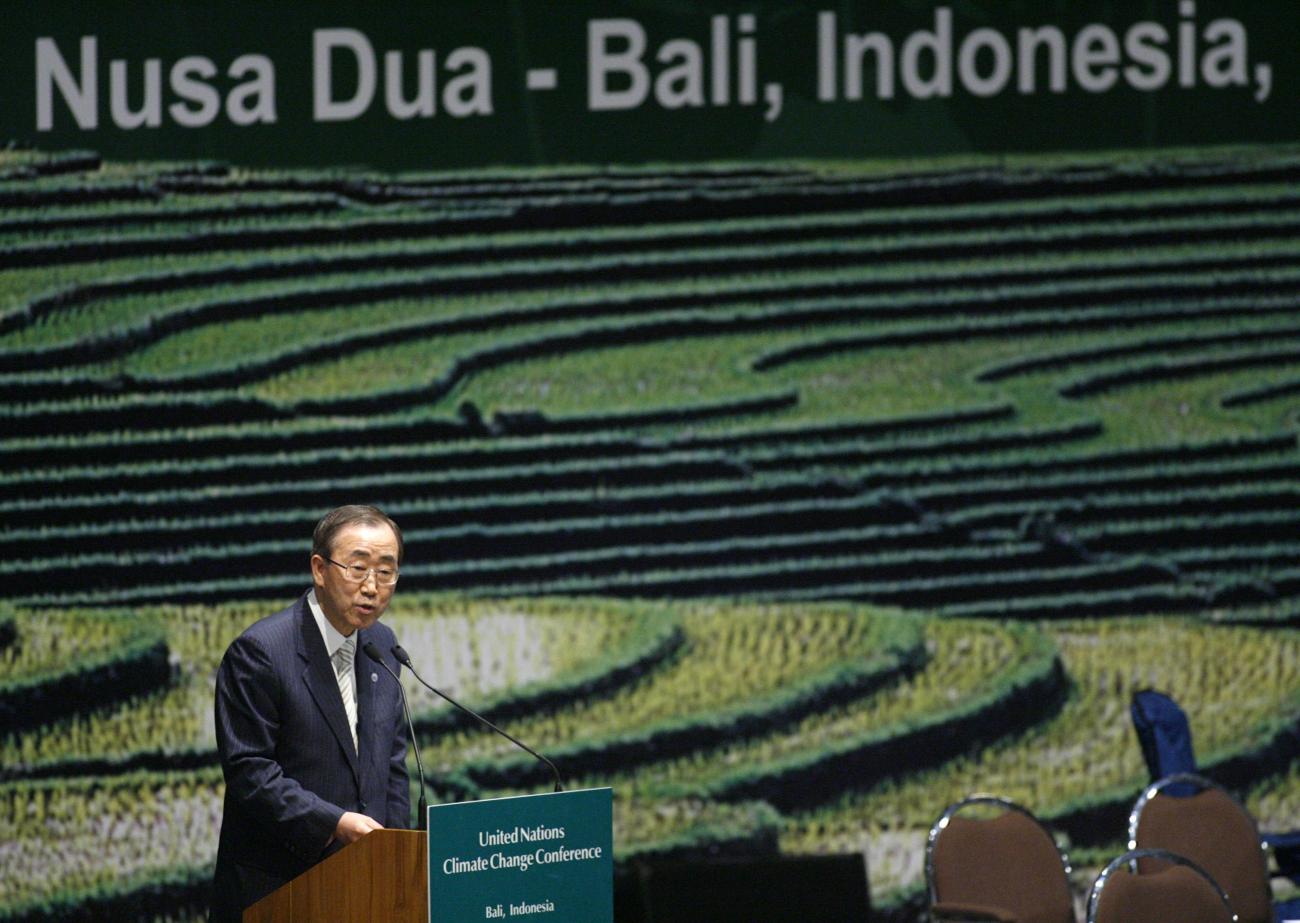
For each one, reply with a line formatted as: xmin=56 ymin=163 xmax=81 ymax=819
xmin=243 ymin=790 xmax=612 ymax=923
xmin=243 ymin=830 xmax=428 ymax=923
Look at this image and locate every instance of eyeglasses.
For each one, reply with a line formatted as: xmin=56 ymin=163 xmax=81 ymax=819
xmin=323 ymin=557 xmax=399 ymax=587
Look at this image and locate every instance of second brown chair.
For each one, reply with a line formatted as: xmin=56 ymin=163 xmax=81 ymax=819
xmin=1086 ymin=847 xmax=1237 ymax=923
xmin=926 ymin=794 xmax=1075 ymax=923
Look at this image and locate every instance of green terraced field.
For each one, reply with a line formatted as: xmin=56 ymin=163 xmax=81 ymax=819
xmin=4 ymin=144 xmax=1300 ymax=921
xmin=418 ymin=601 xmax=919 ymax=784
xmin=573 ymin=618 xmax=1057 ymax=799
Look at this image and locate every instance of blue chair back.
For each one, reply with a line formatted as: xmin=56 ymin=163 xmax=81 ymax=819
xmin=1130 ymin=689 xmax=1198 ymax=796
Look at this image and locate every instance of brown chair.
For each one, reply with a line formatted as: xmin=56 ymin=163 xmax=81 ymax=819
xmin=926 ymin=795 xmax=1075 ymax=923
xmin=1128 ymin=773 xmax=1272 ymax=923
xmin=1086 ymin=848 xmax=1237 ymax=923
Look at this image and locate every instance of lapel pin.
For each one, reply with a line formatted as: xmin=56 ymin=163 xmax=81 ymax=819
xmin=371 ymin=673 xmax=378 ymax=683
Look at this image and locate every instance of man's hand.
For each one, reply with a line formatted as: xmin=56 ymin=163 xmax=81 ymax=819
xmin=334 ymin=811 xmax=384 ymax=845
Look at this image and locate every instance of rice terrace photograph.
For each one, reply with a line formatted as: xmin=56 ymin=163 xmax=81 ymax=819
xmin=1 ymin=2 xmax=1299 ymax=922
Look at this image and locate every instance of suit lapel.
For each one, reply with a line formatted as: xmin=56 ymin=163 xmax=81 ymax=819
xmin=296 ymin=598 xmax=362 ymax=787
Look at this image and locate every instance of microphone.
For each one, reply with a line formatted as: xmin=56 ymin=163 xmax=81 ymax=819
xmin=362 ymin=641 xmax=429 ymax=831
xmin=391 ymin=643 xmax=564 ymax=794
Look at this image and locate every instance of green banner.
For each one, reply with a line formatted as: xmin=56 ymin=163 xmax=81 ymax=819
xmin=0 ymin=1 xmax=1295 ymax=169
xmin=428 ymin=788 xmax=613 ymax=923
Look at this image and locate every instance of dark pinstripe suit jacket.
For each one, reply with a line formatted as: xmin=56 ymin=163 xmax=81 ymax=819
xmin=210 ymin=592 xmax=410 ymax=922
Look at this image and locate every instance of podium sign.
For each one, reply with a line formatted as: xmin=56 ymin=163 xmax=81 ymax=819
xmin=427 ymin=788 xmax=613 ymax=923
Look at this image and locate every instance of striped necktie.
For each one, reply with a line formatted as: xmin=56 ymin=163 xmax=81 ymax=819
xmin=334 ymin=636 xmax=358 ymax=754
